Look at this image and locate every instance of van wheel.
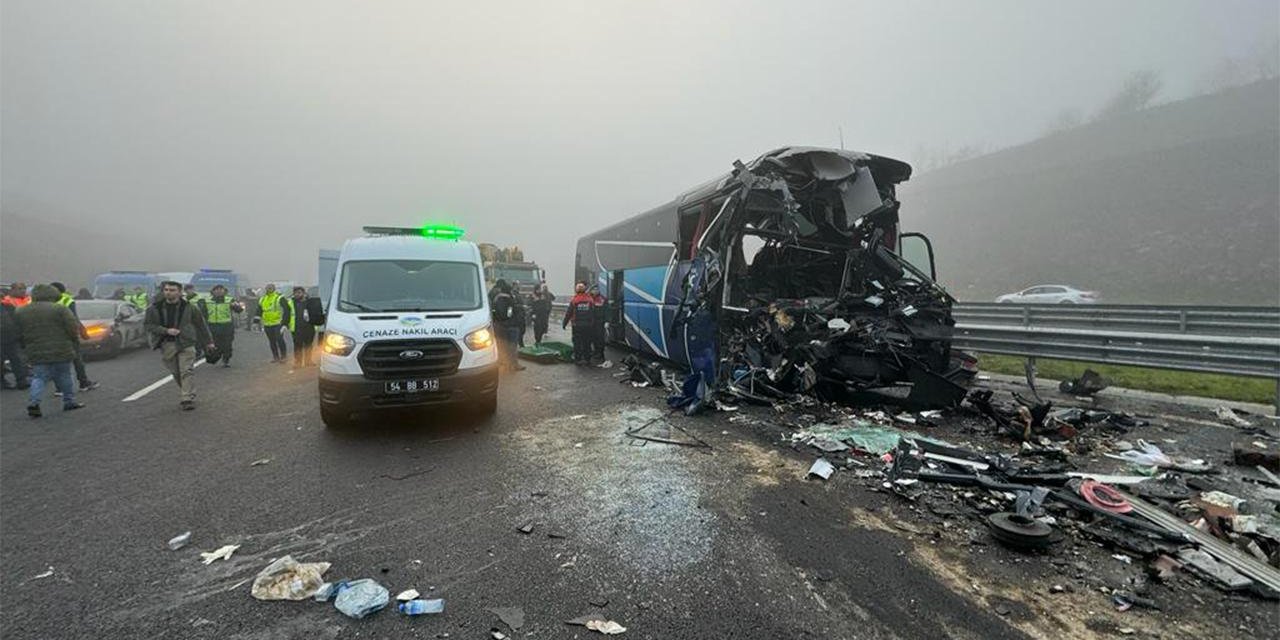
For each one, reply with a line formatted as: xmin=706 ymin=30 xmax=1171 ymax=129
xmin=321 ymin=405 xmax=352 ymax=429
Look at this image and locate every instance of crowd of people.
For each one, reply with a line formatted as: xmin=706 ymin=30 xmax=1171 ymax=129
xmin=4 ymin=275 xmax=619 ymax=416
xmin=1 ymin=279 xmax=326 ymax=415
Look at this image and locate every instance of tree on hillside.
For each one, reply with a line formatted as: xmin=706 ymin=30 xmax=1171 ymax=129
xmin=1094 ymin=69 xmax=1163 ymax=121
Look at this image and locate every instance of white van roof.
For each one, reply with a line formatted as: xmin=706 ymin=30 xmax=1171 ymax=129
xmin=340 ymin=236 xmax=481 ymax=263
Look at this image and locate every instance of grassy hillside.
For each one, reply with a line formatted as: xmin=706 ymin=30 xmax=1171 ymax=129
xmin=901 ymin=80 xmax=1279 ymax=305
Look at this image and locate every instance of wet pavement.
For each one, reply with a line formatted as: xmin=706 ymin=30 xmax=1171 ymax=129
xmin=0 ymin=327 xmax=1272 ymax=639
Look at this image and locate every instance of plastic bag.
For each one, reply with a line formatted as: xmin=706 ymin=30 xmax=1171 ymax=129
xmin=250 ymin=555 xmax=331 ymax=601
xmin=334 ymin=578 xmax=389 ymax=619
xmin=1106 ymin=440 xmax=1173 ymax=468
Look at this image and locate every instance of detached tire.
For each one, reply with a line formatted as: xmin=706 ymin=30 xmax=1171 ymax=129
xmin=321 ymin=405 xmax=352 ymax=429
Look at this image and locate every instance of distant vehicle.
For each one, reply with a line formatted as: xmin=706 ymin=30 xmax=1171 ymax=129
xmin=91 ymin=271 xmax=160 ymax=300
xmin=77 ymin=299 xmax=148 ymax=358
xmin=478 ymin=243 xmax=544 ymax=296
xmin=996 ymin=285 xmax=1098 ymax=304
xmin=189 ymin=269 xmax=254 ymax=298
xmin=317 ymin=225 xmax=498 ymax=428
xmin=157 ymin=271 xmax=195 ymax=285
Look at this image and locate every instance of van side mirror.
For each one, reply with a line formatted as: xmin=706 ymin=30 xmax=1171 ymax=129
xmin=898 ymin=233 xmax=937 ymax=281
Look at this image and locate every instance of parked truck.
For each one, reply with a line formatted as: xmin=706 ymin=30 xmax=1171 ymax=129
xmin=478 ymin=243 xmax=544 ymax=295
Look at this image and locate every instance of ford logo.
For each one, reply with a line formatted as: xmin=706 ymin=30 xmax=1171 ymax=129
xmin=399 ymin=349 xmax=425 ymax=360
xmin=399 ymin=316 xmax=424 ymax=326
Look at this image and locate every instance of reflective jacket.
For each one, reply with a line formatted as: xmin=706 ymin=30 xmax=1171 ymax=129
xmin=201 ymin=295 xmax=239 ymax=324
xmin=259 ymin=292 xmax=284 ymax=327
xmin=562 ymin=293 xmax=596 ymax=329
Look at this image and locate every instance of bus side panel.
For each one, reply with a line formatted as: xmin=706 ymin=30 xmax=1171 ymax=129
xmin=620 ymin=265 xmax=674 ymax=362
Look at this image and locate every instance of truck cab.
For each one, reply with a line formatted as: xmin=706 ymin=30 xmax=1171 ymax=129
xmin=318 ymin=225 xmax=499 ymax=427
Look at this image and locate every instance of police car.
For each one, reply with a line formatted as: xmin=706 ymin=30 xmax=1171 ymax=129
xmin=317 ymin=225 xmax=498 ymax=427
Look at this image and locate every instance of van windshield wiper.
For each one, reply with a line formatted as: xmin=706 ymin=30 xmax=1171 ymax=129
xmin=339 ymin=299 xmax=379 ymax=312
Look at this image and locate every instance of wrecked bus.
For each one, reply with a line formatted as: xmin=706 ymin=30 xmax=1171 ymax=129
xmin=574 ymin=146 xmax=974 ymax=407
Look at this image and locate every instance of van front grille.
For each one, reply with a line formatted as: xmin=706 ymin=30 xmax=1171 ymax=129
xmin=357 ymin=338 xmax=461 ymax=380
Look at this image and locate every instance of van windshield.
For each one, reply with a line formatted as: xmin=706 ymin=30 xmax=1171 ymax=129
xmin=338 ymin=260 xmax=481 ymax=312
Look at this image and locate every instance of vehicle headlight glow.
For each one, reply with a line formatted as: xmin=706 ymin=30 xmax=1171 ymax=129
xmin=464 ymin=326 xmax=494 ymax=351
xmin=322 ymin=332 xmax=355 ymax=356
xmin=84 ymin=325 xmax=108 ymax=338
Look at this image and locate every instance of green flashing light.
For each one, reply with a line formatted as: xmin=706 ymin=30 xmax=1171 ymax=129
xmin=420 ymin=224 xmax=465 ymax=240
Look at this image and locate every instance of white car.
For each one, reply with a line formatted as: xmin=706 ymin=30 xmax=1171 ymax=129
xmin=996 ymin=285 xmax=1098 ymax=304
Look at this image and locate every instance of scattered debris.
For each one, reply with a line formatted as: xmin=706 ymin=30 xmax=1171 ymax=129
xmin=517 ymin=523 xmax=534 ymax=535
xmin=808 ymin=458 xmax=836 ymax=480
xmin=199 ymin=544 xmax=240 ymax=565
xmin=400 ymin=599 xmax=445 ymax=615
xmin=490 ymin=606 xmax=525 ymax=630
xmin=585 ymin=619 xmax=627 ymax=635
xmin=250 ymin=458 xmax=271 ymax=467
xmin=250 ymin=555 xmax=332 ymax=601
xmin=569 ymin=415 xmax=587 ymax=421
xmin=334 ymin=579 xmax=390 ymax=619
xmin=32 ymin=566 xmax=53 ymax=580
xmin=167 ymin=531 xmax=192 ymax=551
xmin=987 ymin=512 xmax=1054 ymax=550
xmin=396 ymin=589 xmax=420 ymax=601
xmin=313 ymin=581 xmax=346 ymax=602
xmin=1058 ymin=369 xmax=1110 ymax=395
xmin=1215 ymin=405 xmax=1253 ymax=428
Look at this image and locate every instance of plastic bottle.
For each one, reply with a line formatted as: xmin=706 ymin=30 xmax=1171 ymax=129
xmin=398 ymin=599 xmax=445 ymax=615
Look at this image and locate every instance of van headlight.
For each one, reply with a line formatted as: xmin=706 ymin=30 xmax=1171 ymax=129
xmin=464 ymin=326 xmax=494 ymax=351
xmin=322 ymin=331 xmax=355 ymax=356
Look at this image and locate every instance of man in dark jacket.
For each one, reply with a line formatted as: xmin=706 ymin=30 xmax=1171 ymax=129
xmin=282 ymin=287 xmax=324 ymax=368
xmin=490 ymin=280 xmax=525 ymax=372
xmin=529 ymin=283 xmax=554 ymax=345
xmin=561 ymin=282 xmax=596 ymax=365
xmin=588 ymin=284 xmax=609 ymax=364
xmin=145 ymin=281 xmax=215 ymax=410
xmin=14 ymin=284 xmax=85 ymax=416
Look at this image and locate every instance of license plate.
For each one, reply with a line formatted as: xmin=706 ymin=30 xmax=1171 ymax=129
xmin=384 ymin=379 xmax=439 ymax=394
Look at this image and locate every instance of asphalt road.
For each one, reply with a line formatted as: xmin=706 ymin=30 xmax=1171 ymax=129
xmin=0 ymin=327 xmax=1028 ymax=640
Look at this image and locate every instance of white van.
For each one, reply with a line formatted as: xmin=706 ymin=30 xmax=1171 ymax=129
xmin=318 ymin=225 xmax=499 ymax=427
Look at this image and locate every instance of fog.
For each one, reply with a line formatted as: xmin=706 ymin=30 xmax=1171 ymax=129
xmin=2 ymin=0 xmax=1277 ymax=289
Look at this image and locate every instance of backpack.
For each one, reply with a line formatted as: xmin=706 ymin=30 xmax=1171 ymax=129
xmin=491 ymin=294 xmax=513 ymax=323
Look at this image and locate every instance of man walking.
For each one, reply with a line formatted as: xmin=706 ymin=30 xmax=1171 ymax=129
xmin=284 ymin=286 xmax=324 ymax=368
xmin=529 ymin=283 xmax=554 ymax=346
xmin=561 ymin=282 xmax=597 ymax=366
xmin=14 ymin=284 xmax=85 ymax=417
xmin=51 ymin=282 xmax=100 ymax=392
xmin=144 ymin=281 xmax=214 ymax=410
xmin=198 ymin=284 xmax=243 ymax=367
xmin=1 ymin=297 xmax=30 ymax=390
xmin=258 ymin=284 xmax=288 ymax=363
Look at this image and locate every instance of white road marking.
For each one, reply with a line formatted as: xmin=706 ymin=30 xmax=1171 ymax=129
xmin=122 ymin=360 xmax=204 ymax=402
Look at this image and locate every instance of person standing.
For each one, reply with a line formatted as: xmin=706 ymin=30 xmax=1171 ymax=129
xmin=529 ymin=283 xmax=554 ymax=345
xmin=561 ymin=282 xmax=596 ymax=365
xmin=144 ymin=281 xmax=214 ymax=410
xmin=14 ymin=284 xmax=85 ymax=416
xmin=490 ymin=280 xmax=524 ymax=372
xmin=284 ymin=286 xmax=324 ymax=368
xmin=258 ymin=284 xmax=288 ymax=363
xmin=1 ymin=298 xmax=30 ymax=390
xmin=127 ymin=286 xmax=149 ymax=310
xmin=2 ymin=282 xmax=31 ymax=308
xmin=198 ymin=284 xmax=243 ymax=367
xmin=51 ymin=282 xmax=100 ymax=392
xmin=75 ymin=287 xmax=93 ymax=300
xmin=510 ymin=282 xmax=528 ymax=348
xmin=588 ymin=283 xmax=609 ymax=365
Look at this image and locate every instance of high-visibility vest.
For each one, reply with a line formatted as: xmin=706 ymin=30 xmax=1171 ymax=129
xmin=57 ymin=292 xmax=74 ymax=307
xmin=206 ymin=297 xmax=235 ymax=324
xmin=286 ymin=299 xmax=297 ymax=332
xmin=259 ymin=292 xmax=283 ymax=326
xmin=128 ymin=292 xmax=149 ymax=308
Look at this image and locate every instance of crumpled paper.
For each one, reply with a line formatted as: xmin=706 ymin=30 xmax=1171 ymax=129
xmin=250 ymin=555 xmax=331 ymax=601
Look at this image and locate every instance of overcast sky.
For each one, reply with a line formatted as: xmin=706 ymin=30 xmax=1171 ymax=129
xmin=3 ymin=0 xmax=1277 ymax=286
